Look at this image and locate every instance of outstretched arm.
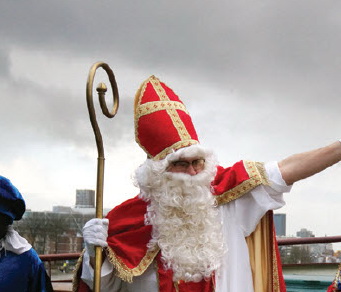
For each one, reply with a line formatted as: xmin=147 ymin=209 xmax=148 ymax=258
xmin=278 ymin=140 xmax=341 ymax=185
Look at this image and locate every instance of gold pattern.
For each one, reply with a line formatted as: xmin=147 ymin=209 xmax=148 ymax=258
xmin=134 ymin=76 xmax=151 ymax=156
xmin=333 ymin=263 xmax=341 ymax=289
xmin=71 ymin=247 xmax=160 ymax=289
xmin=216 ymin=161 xmax=269 ymax=206
xmin=71 ymin=250 xmax=86 ymax=292
xmin=272 ymin=233 xmax=280 ymax=292
xmin=135 ymin=101 xmax=188 ymax=120
xmin=105 ymin=246 xmax=160 ymax=282
xmin=153 ymin=139 xmax=199 ymax=161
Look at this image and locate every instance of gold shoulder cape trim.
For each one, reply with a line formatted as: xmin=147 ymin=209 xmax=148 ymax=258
xmin=106 ymin=245 xmax=160 ymax=283
xmin=71 ymin=247 xmax=160 ymax=291
xmin=215 ymin=160 xmax=269 ymax=206
xmin=72 ymin=250 xmax=85 ymax=292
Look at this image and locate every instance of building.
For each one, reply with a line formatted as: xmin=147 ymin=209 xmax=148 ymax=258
xmin=75 ymin=189 xmax=95 ymax=208
xmin=296 ymin=228 xmax=315 ymax=238
xmin=274 ymin=213 xmax=286 ymax=236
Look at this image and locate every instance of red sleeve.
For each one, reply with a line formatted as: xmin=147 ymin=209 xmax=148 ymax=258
xmin=212 ymin=161 xmax=251 ymax=196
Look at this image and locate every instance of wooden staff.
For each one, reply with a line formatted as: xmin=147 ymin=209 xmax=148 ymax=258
xmin=86 ymin=62 xmax=119 ymax=292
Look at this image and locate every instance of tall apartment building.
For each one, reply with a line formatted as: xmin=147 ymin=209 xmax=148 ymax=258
xmin=75 ymin=189 xmax=95 ymax=208
xmin=274 ymin=213 xmax=286 ymax=237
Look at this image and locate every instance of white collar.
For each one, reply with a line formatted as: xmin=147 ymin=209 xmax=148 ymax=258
xmin=0 ymin=225 xmax=31 ymax=255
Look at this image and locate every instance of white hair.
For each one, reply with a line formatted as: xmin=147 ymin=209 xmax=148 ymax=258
xmin=134 ymin=145 xmax=226 ymax=282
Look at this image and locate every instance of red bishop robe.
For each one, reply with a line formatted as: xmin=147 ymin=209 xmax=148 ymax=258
xmin=73 ymin=160 xmax=286 ymax=292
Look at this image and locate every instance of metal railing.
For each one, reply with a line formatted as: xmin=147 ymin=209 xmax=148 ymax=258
xmin=278 ymin=235 xmax=341 ymax=246
xmin=42 ymin=236 xmax=341 ymax=291
xmin=40 ymin=253 xmax=80 ymax=278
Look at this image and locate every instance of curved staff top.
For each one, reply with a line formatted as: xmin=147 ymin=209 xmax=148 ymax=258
xmin=86 ymin=62 xmax=119 ymax=292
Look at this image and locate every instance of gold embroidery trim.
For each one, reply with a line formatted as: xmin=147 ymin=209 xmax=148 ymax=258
xmin=215 ymin=161 xmax=269 ymax=206
xmin=71 ymin=247 xmax=160 ymax=289
xmin=333 ymin=263 xmax=341 ymax=288
xmin=72 ymin=249 xmax=86 ymax=292
xmin=153 ymin=139 xmax=199 ymax=161
xmin=134 ymin=76 xmax=153 ymax=157
xmin=105 ymin=246 xmax=160 ymax=283
xmin=272 ymin=231 xmax=280 ymax=292
xmin=135 ymin=101 xmax=188 ymax=120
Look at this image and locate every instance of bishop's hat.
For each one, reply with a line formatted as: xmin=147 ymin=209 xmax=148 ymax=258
xmin=134 ymin=76 xmax=199 ymax=160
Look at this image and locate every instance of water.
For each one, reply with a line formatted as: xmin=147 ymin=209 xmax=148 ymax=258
xmin=285 ymin=275 xmax=332 ymax=292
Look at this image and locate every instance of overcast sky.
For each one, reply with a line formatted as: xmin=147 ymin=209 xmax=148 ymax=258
xmin=1 ymin=1 xmax=340 ymax=243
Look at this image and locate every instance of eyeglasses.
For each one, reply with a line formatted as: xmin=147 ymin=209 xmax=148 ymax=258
xmin=170 ymin=158 xmax=205 ymax=172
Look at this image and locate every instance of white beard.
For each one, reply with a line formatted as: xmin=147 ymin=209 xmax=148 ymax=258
xmin=135 ymin=146 xmax=226 ymax=282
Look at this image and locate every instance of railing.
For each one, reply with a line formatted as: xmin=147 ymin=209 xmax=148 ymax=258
xmin=278 ymin=235 xmax=341 ymax=275
xmin=42 ymin=236 xmax=341 ymax=291
xmin=278 ymin=235 xmax=341 ymax=246
xmin=40 ymin=253 xmax=80 ymax=278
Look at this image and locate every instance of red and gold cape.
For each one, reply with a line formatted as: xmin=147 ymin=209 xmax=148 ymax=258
xmin=73 ymin=160 xmax=286 ymax=292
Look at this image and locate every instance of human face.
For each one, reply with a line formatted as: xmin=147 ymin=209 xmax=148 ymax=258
xmin=167 ymin=157 xmax=205 ymax=176
xmin=0 ymin=213 xmax=11 ymax=240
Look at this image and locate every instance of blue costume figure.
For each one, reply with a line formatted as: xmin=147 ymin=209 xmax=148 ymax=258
xmin=0 ymin=175 xmax=53 ymax=292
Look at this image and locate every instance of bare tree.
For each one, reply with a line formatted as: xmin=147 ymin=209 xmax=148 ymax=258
xmin=14 ymin=212 xmax=49 ymax=254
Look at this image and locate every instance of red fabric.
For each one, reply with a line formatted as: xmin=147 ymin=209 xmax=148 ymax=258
xmin=140 ymin=81 xmax=161 ymax=103
xmin=327 ymin=284 xmax=336 ymax=292
xmin=156 ymin=253 xmax=214 ymax=292
xmin=212 ymin=161 xmax=251 ymax=195
xmin=106 ymin=196 xmax=151 ymax=269
xmin=156 ymin=253 xmax=177 ymax=292
xmin=104 ymin=195 xmax=215 ymax=291
xmin=139 ymin=80 xmax=185 ymax=105
xmin=76 ymin=279 xmax=91 ymax=292
xmin=138 ymin=111 xmax=182 ymax=158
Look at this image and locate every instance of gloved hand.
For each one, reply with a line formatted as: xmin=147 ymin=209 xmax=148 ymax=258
xmin=82 ymin=218 xmax=109 ymax=257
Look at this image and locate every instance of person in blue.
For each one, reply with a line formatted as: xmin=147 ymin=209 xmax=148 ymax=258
xmin=0 ymin=175 xmax=53 ymax=292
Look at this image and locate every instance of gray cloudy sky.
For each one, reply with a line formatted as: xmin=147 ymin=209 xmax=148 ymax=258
xmin=0 ymin=1 xmax=340 ymax=241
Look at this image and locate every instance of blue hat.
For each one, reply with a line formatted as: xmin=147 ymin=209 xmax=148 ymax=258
xmin=0 ymin=176 xmax=26 ymax=224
